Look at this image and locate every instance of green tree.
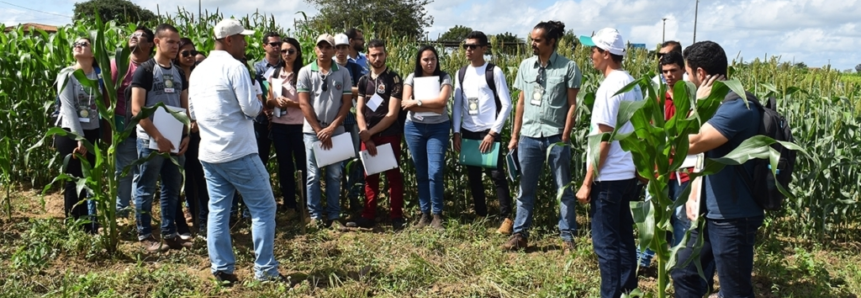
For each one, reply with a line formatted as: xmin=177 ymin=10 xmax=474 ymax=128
xmin=439 ymin=25 xmax=472 ymax=42
xmin=855 ymin=63 xmax=861 ymax=73
xmin=305 ymin=0 xmax=433 ymax=38
xmin=494 ymin=32 xmax=520 ymax=43
xmin=73 ymin=0 xmax=157 ymax=24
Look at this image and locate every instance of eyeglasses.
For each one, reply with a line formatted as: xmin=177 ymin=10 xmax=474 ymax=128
xmin=130 ymin=32 xmax=148 ymax=41
xmin=74 ymin=41 xmax=90 ymax=48
xmin=181 ymin=50 xmax=199 ymax=57
xmin=268 ymin=42 xmax=283 ymax=47
xmin=462 ymin=44 xmax=483 ymax=50
xmin=321 ymin=74 xmax=328 ymax=92
xmin=281 ymin=49 xmax=296 ymax=55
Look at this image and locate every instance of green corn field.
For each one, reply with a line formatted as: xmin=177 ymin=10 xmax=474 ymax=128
xmin=0 ymin=8 xmax=860 ymax=296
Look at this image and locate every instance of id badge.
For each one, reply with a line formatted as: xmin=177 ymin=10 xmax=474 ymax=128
xmin=467 ymin=97 xmax=479 ymax=115
xmin=164 ymin=87 xmax=176 ymax=94
xmin=78 ymin=109 xmax=91 ymax=122
xmin=531 ymin=85 xmax=544 ymax=106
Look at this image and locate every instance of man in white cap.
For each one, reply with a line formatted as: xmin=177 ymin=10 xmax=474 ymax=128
xmin=189 ymin=18 xmax=284 ymax=285
xmin=576 ymin=28 xmax=643 ymax=298
xmin=333 ymin=33 xmax=365 ymax=214
xmin=297 ymin=34 xmax=353 ymax=229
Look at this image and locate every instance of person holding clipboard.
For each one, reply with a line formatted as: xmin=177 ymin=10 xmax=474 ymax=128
xmin=346 ymin=39 xmax=406 ymax=230
xmin=451 ymin=31 xmax=514 ymax=234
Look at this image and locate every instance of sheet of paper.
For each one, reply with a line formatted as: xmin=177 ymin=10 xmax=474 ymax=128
xmin=367 ymin=93 xmax=384 ymax=112
xmin=360 ymin=143 xmax=399 ymax=176
xmin=271 ymin=78 xmax=283 ymax=98
xmin=312 ymin=133 xmax=356 ymax=167
xmin=149 ymin=105 xmax=186 ymax=154
xmin=687 ymin=151 xmax=706 ymax=222
xmin=412 ymin=76 xmax=440 ymax=101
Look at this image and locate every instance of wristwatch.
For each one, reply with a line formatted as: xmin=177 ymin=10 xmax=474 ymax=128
xmin=417 ymin=99 xmax=423 ymax=107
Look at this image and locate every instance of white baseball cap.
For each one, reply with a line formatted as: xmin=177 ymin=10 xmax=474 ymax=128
xmin=579 ymin=28 xmax=626 ymax=56
xmin=214 ymin=18 xmax=254 ymax=39
xmin=334 ymin=33 xmax=350 ymax=46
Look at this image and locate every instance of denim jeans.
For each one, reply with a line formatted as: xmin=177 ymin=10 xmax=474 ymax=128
xmin=511 ymin=135 xmax=576 ymax=241
xmin=304 ymin=133 xmax=344 ymax=221
xmin=403 ymin=121 xmax=450 ymax=215
xmin=462 ymin=129 xmax=511 ymax=218
xmin=590 ymin=178 xmax=640 ymax=298
xmin=638 ymin=179 xmax=691 ymax=266
xmin=361 ymin=135 xmax=404 ymax=220
xmin=133 ymin=138 xmax=185 ymax=240
xmin=342 ymin=114 xmax=364 ymax=206
xmin=270 ymin=124 xmax=306 ymax=210
xmin=115 ymin=135 xmax=138 ymax=218
xmin=672 ymin=216 xmax=763 ymax=298
xmin=201 ymin=154 xmax=279 ymax=280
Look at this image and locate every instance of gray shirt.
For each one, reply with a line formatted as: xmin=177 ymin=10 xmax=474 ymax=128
xmin=56 ymin=67 xmax=100 ymax=135
xmin=296 ymin=61 xmax=352 ymax=134
xmin=130 ymin=60 xmax=188 ymax=140
xmin=404 ymin=73 xmax=452 ymax=124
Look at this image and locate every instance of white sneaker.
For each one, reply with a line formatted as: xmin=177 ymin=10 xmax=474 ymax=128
xmin=179 ymin=233 xmax=193 ymax=241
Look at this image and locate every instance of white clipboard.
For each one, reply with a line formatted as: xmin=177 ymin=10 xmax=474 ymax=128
xmin=413 ymin=76 xmax=441 ymax=117
xmin=149 ymin=105 xmax=186 ymax=154
xmin=312 ymin=133 xmax=356 ymax=167
xmin=360 ymin=143 xmax=398 ymax=175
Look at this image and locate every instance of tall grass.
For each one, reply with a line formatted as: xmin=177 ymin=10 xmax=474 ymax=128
xmin=0 ymin=9 xmax=859 ymax=242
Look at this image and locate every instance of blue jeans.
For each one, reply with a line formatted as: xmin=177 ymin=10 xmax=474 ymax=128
xmin=672 ymin=216 xmax=763 ymax=298
xmin=133 ymin=138 xmax=185 ymax=240
xmin=590 ymin=178 xmax=639 ymax=298
xmin=403 ymin=121 xmax=450 ymax=214
xmin=201 ymin=154 xmax=279 ymax=280
xmin=304 ymin=133 xmax=343 ymax=220
xmin=511 ymin=135 xmax=576 ymax=241
xmin=115 ymin=135 xmax=138 ymax=217
xmin=638 ymin=179 xmax=691 ymax=266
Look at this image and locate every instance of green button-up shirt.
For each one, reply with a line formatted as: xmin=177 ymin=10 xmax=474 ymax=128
xmin=514 ymin=52 xmax=582 ymax=138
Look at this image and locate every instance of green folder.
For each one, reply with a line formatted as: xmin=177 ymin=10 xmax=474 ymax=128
xmin=459 ymin=139 xmax=500 ymax=168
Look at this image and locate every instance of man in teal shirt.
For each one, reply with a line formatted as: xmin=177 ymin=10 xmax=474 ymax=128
xmin=502 ymin=20 xmax=581 ymax=252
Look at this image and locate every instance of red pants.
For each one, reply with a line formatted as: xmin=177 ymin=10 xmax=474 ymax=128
xmin=361 ymin=135 xmax=404 ymax=220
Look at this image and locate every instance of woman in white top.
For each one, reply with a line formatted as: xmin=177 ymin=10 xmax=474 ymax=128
xmin=267 ymin=37 xmax=307 ymax=215
xmin=55 ymin=37 xmax=103 ymax=234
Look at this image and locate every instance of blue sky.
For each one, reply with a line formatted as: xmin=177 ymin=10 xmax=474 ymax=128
xmin=4 ymin=0 xmax=861 ymax=71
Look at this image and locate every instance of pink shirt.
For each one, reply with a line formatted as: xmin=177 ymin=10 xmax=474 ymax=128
xmin=110 ymin=59 xmax=140 ymax=116
xmin=269 ymin=72 xmax=303 ymax=125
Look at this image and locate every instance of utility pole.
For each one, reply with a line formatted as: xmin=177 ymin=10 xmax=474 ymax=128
xmin=693 ymin=0 xmax=699 ymax=44
xmin=662 ymin=18 xmax=667 ymax=42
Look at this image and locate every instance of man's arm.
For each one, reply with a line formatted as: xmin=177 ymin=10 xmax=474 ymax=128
xmin=561 ymin=88 xmax=580 ymax=142
xmin=582 ymin=124 xmax=613 ymax=185
xmin=452 ymin=74 xmax=463 ymax=134
xmin=232 ymin=65 xmax=262 ymax=118
xmin=490 ymin=67 xmax=513 ymax=136
xmin=688 ymin=123 xmax=729 ymax=154
xmin=368 ymin=96 xmax=401 ymax=135
xmin=131 ymin=87 xmax=162 ymax=140
xmin=508 ymin=92 xmax=525 ymax=149
xmin=298 ymin=92 xmax=322 ymax=133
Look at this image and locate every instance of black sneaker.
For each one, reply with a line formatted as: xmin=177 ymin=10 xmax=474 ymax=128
xmin=214 ymin=271 xmax=239 ymax=287
xmin=346 ymin=217 xmax=375 ymax=228
xmin=392 ymin=217 xmax=406 ymax=231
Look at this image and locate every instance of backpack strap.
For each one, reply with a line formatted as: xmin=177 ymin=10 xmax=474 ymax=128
xmin=486 ymin=63 xmax=501 ymax=117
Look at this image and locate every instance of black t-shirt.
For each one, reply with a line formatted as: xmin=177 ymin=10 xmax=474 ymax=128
xmin=358 ymin=68 xmax=403 ymax=136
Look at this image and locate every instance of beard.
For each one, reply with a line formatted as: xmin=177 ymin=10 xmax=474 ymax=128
xmin=353 ymin=44 xmax=364 ymax=52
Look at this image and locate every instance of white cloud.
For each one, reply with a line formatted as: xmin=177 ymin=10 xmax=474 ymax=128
xmin=4 ymin=0 xmax=860 ymax=69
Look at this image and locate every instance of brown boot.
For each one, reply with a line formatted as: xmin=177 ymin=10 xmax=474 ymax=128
xmin=501 ymin=233 xmax=527 ymax=251
xmin=562 ymin=240 xmax=576 ymax=255
xmin=141 ymin=235 xmax=169 ymax=253
xmin=415 ymin=213 xmax=432 ymax=229
xmin=430 ymin=213 xmax=444 ymax=230
xmin=164 ymin=234 xmax=193 ymax=250
xmin=496 ymin=218 xmax=513 ymax=235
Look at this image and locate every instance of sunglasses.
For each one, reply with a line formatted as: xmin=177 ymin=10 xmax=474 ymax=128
xmin=130 ymin=32 xmax=148 ymax=40
xmin=535 ymin=66 xmax=546 ymax=84
xmin=74 ymin=41 xmax=90 ymax=48
xmin=321 ymin=74 xmax=328 ymax=92
xmin=281 ymin=48 xmax=296 ymax=55
xmin=462 ymin=44 xmax=483 ymax=50
xmin=181 ymin=50 xmax=199 ymax=57
xmin=268 ymin=42 xmax=283 ymax=47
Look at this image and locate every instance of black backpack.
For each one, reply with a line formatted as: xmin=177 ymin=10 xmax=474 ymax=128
xmin=456 ymin=63 xmax=502 ymax=117
xmin=724 ymin=92 xmax=796 ymax=211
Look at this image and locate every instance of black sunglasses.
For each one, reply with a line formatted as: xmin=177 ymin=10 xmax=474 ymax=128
xmin=536 ymin=66 xmax=546 ymax=84
xmin=74 ymin=41 xmax=90 ymax=48
xmin=281 ymin=49 xmax=296 ymax=55
xmin=321 ymin=74 xmax=328 ymax=92
xmin=462 ymin=43 xmax=483 ymax=50
xmin=268 ymin=41 xmax=283 ymax=47
xmin=181 ymin=50 xmax=199 ymax=57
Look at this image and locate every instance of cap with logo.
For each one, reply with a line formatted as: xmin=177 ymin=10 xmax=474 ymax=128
xmin=214 ymin=19 xmax=254 ymax=39
xmin=334 ymin=34 xmax=350 ymax=46
xmin=579 ymin=28 xmax=626 ymax=56
xmin=316 ymin=34 xmax=335 ymax=47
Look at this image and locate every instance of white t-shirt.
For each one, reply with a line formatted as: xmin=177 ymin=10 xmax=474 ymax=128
xmin=588 ymin=69 xmax=642 ymax=181
xmin=453 ymin=63 xmax=512 ymax=134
